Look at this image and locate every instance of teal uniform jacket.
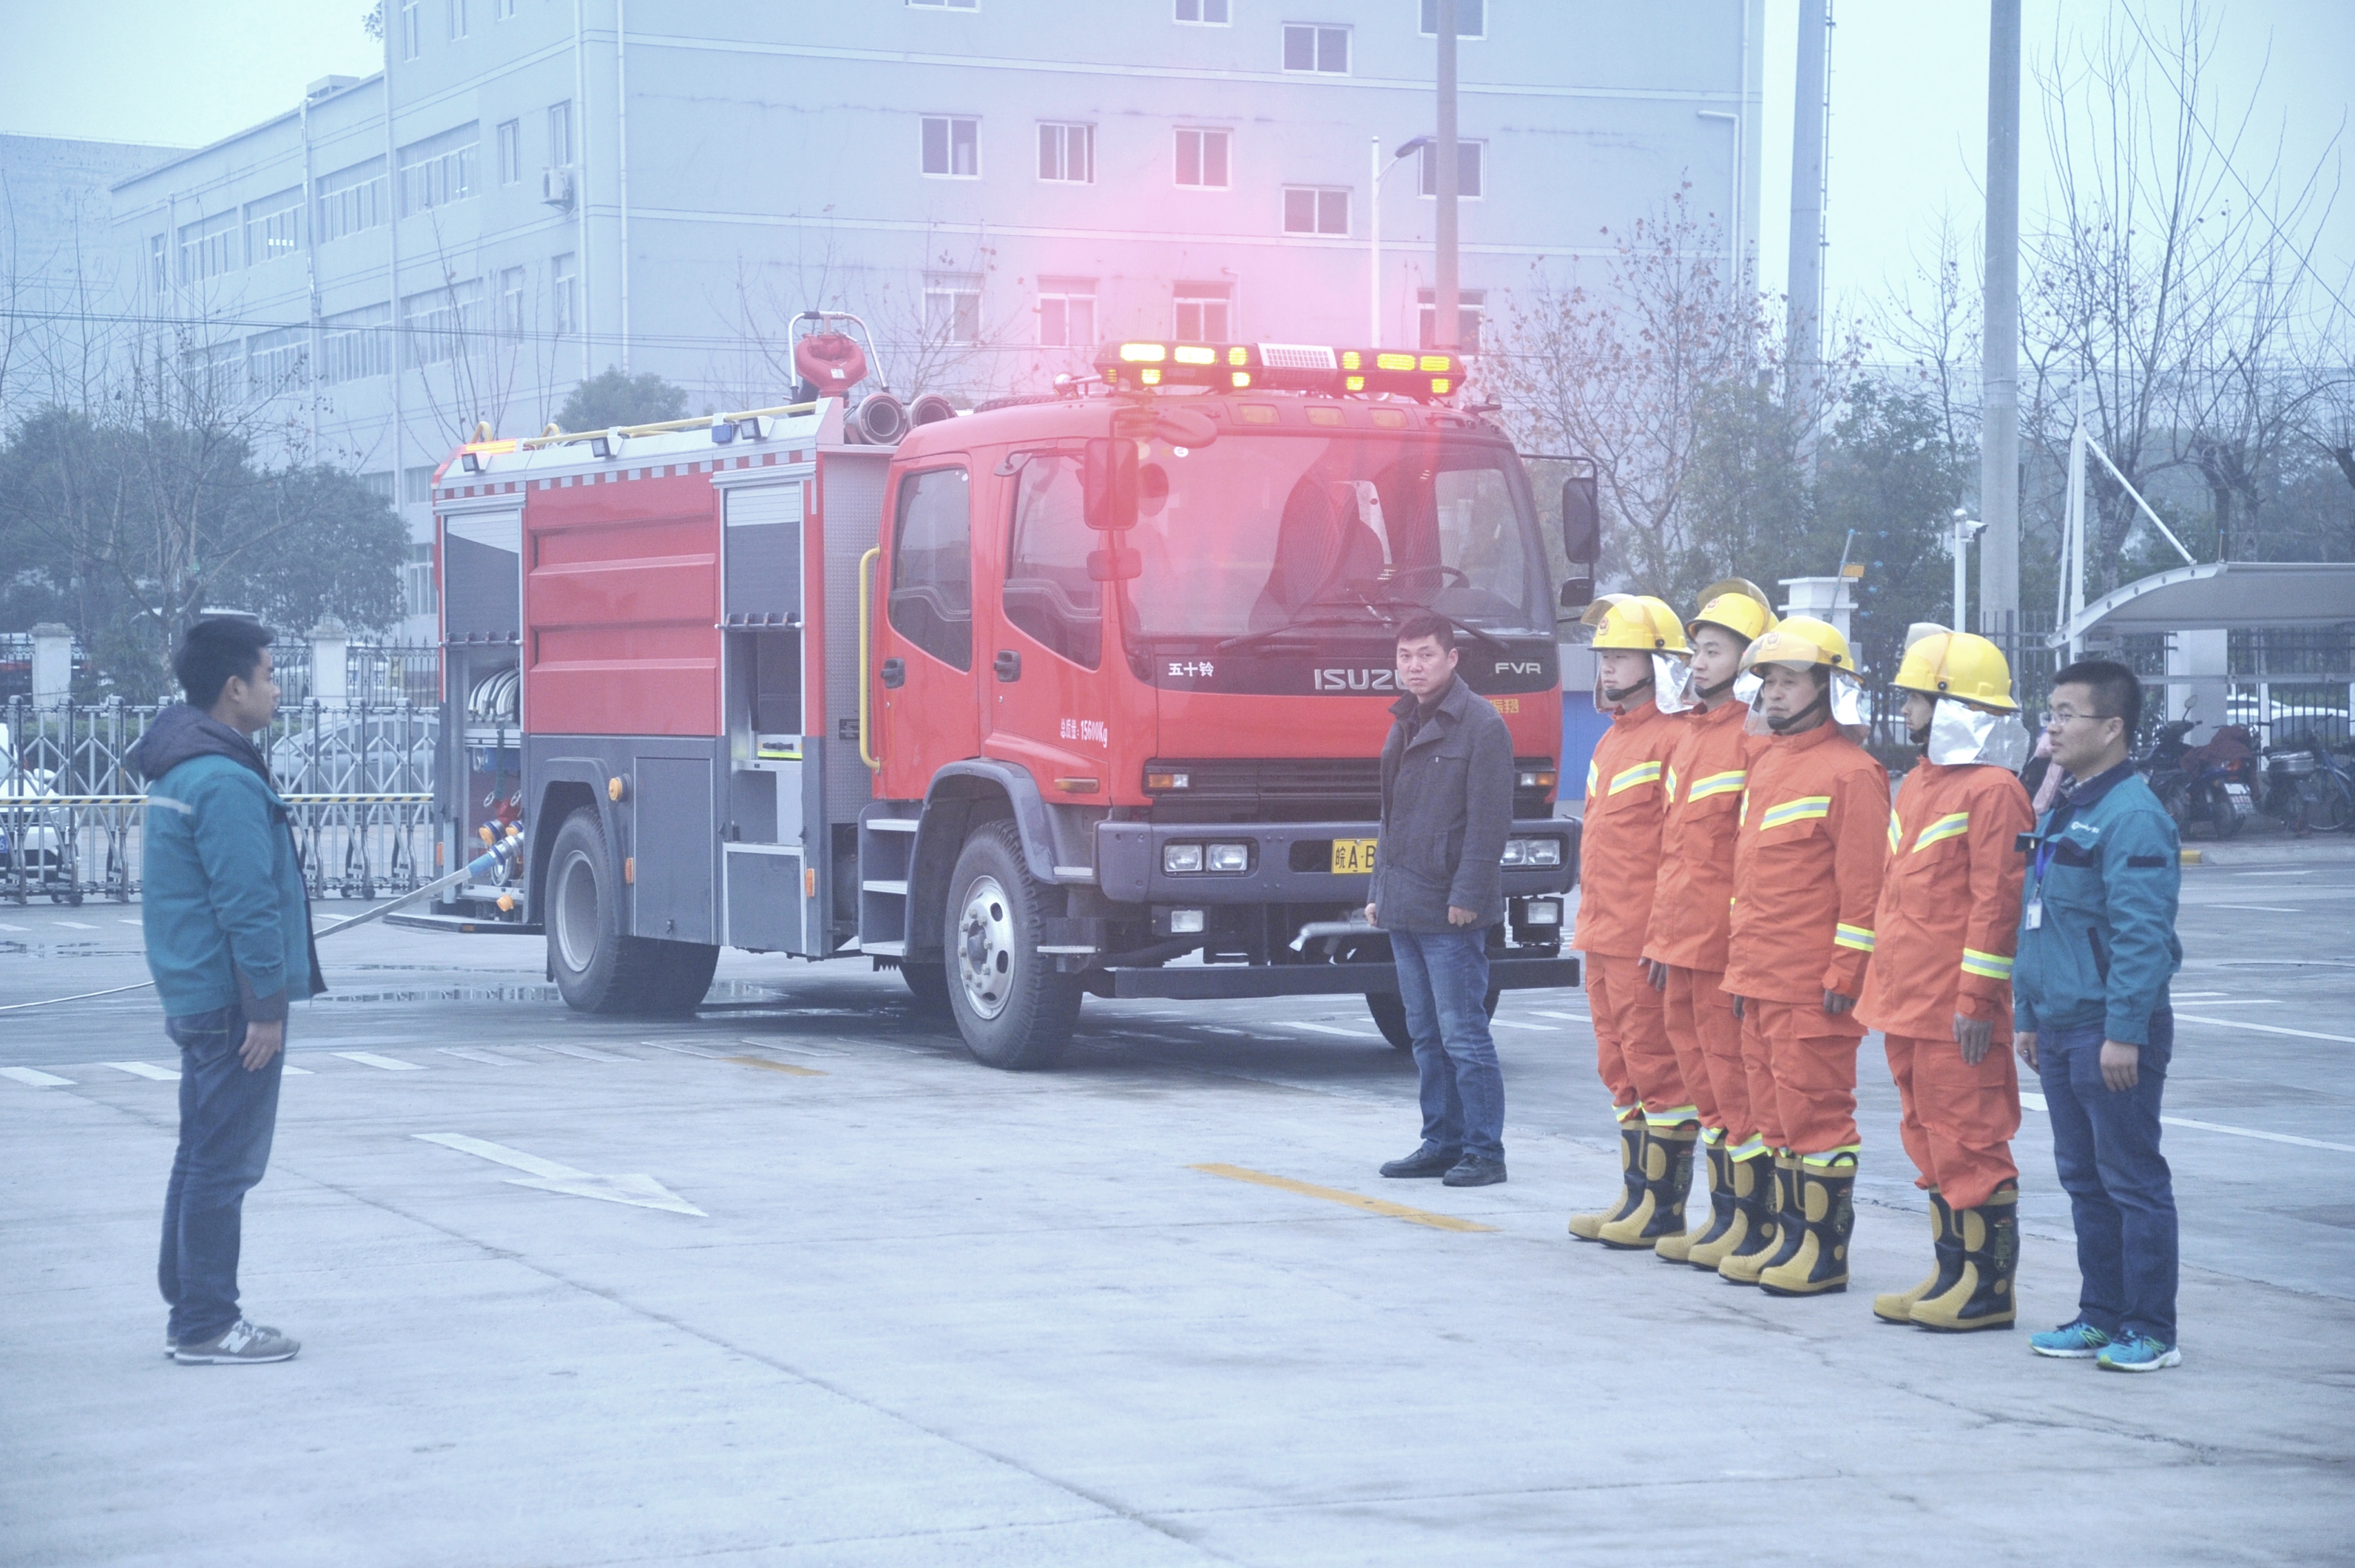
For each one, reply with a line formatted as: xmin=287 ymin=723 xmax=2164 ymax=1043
xmin=2013 ymin=762 xmax=2180 ymax=1046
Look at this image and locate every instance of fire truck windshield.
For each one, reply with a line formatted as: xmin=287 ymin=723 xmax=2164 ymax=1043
xmin=1121 ymin=430 xmax=1549 ymax=642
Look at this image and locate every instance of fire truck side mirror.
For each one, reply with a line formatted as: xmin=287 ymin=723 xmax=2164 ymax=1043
xmin=1558 ymin=577 xmax=1596 ymax=612
xmin=1560 ymin=474 xmax=1601 ymax=564
xmin=1083 ymin=438 xmax=1139 ymax=530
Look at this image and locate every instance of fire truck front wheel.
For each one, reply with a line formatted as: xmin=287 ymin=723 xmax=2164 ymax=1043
xmin=945 ymin=820 xmax=1081 ymax=1070
xmin=546 ymin=807 xmax=717 ymax=1016
xmin=1365 ymin=987 xmax=1502 ymax=1052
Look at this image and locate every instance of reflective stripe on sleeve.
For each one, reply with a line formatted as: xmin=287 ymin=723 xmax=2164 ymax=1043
xmin=1834 ymin=922 xmax=1876 ymax=953
xmin=1912 ymin=811 xmax=1971 ymax=852
xmin=1688 ymin=769 xmax=1747 ymax=802
xmin=1960 ymin=947 xmax=2014 ymax=980
xmin=1666 ymin=764 xmax=1680 ymax=802
xmin=1587 ymin=760 xmax=1600 ymax=800
xmin=1887 ymin=811 xmax=1903 ymax=851
xmin=1760 ymin=795 xmax=1832 ymax=830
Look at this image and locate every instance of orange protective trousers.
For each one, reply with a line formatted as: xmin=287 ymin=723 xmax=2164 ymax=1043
xmin=1586 ymin=953 xmax=1689 ymax=1119
xmin=1882 ymin=1033 xmax=2021 ymax=1210
xmin=1662 ymin=966 xmax=1748 ymax=1143
xmin=1748 ymin=998 xmax=1866 ymax=1155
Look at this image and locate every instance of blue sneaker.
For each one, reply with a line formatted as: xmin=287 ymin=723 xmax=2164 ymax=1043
xmin=2096 ymin=1334 xmax=2181 ymax=1373
xmin=2030 ymin=1319 xmax=2111 ymax=1359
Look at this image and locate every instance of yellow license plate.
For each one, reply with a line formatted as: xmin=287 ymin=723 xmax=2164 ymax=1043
xmin=1331 ymin=838 xmax=1379 ymax=875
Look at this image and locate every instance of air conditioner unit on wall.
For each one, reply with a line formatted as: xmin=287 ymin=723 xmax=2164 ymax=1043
xmin=541 ymin=166 xmax=575 ymax=208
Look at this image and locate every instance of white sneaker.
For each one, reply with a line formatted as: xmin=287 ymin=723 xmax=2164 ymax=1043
xmin=174 ymin=1319 xmax=300 ymax=1365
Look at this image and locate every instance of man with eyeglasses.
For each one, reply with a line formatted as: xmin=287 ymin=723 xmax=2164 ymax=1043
xmin=2015 ymin=660 xmax=2183 ymax=1372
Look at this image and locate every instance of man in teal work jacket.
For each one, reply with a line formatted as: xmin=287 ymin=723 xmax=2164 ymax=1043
xmin=128 ymin=618 xmax=322 ymax=1366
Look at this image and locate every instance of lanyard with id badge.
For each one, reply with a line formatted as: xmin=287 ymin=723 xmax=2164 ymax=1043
xmin=2019 ymin=815 xmax=2089 ymax=930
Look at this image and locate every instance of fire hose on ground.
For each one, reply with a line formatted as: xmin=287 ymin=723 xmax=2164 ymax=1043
xmin=0 ymin=826 xmax=526 ymax=1016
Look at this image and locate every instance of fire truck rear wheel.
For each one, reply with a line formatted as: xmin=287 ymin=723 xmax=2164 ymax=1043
xmin=546 ymin=807 xmax=717 ymax=1016
xmin=1365 ymin=986 xmax=1503 ymax=1052
xmin=945 ymin=820 xmax=1080 ymax=1070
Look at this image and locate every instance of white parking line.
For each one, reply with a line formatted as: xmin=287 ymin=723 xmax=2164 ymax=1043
xmin=530 ymin=1041 xmax=638 ymax=1063
xmin=2021 ymin=1090 xmax=2355 ymax=1154
xmin=103 ymin=1061 xmax=179 ymax=1081
xmin=334 ymin=1051 xmax=427 ymax=1072
xmin=0 ymin=922 xmax=27 ymax=932
xmin=438 ymin=1047 xmax=527 ymax=1066
xmin=1490 ymin=1018 xmax=1554 ymax=1031
xmin=119 ymin=919 xmax=143 ymax=927
xmin=281 ymin=1064 xmax=313 ymax=1075
xmin=2166 ymin=998 xmax=2278 ymax=1006
xmin=2203 ymin=904 xmax=2300 ymax=914
xmin=0 ymin=1067 xmax=74 ymax=1087
xmin=1288 ymin=1022 xmax=1380 ymax=1039
xmin=55 ymin=920 xmax=98 ymax=930
xmin=2175 ymin=1014 xmax=2355 ymax=1045
xmin=1533 ymin=1009 xmax=1592 ymax=1022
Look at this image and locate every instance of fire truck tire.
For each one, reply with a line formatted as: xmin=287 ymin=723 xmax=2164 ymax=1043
xmin=1365 ymin=986 xmax=1503 ymax=1052
xmin=945 ymin=820 xmax=1081 ymax=1070
xmin=546 ymin=807 xmax=714 ymax=1016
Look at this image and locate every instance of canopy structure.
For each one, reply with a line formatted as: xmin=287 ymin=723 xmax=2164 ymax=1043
xmin=2062 ymin=561 xmax=2355 ymax=645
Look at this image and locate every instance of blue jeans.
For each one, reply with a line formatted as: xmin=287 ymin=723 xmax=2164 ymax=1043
xmin=1389 ymin=927 xmax=1504 ymax=1163
xmin=158 ymin=1006 xmax=284 ymax=1343
xmin=2037 ymin=1011 xmax=2177 ymax=1345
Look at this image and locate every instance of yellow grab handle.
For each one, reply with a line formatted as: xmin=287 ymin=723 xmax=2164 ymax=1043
xmin=857 ymin=546 xmax=881 ymax=772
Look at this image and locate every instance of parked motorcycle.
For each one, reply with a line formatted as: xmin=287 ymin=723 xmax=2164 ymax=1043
xmin=2137 ymin=717 xmax=2201 ymax=835
xmin=2266 ymin=730 xmax=2355 ymax=835
xmin=2181 ymin=724 xmax=2259 ymax=839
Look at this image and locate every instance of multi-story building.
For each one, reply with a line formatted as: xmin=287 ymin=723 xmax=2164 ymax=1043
xmin=92 ymin=1 xmax=1763 ymax=638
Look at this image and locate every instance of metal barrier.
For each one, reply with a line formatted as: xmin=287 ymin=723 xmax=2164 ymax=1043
xmin=1 ymin=697 xmax=438 ymax=905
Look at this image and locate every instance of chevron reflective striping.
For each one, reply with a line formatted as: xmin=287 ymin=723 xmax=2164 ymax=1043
xmin=1912 ymin=811 xmax=1971 ymax=851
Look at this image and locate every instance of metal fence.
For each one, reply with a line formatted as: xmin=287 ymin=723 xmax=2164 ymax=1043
xmin=1 ymin=695 xmax=439 ymax=905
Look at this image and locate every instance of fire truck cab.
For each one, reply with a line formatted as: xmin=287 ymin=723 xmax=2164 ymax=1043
xmin=430 ymin=340 xmax=1578 ymax=1069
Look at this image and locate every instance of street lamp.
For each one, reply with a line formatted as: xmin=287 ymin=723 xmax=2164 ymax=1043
xmin=1370 ymin=135 xmax=1432 ymax=348
xmin=1950 ymin=508 xmax=1987 ymax=629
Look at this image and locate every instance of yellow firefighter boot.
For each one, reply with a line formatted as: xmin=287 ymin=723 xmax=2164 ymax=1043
xmin=1910 ymin=1185 xmax=2019 ymax=1331
xmin=1758 ymin=1154 xmax=1856 ymax=1297
xmin=1660 ymin=1136 xmax=1731 ymax=1263
xmin=1873 ymin=1189 xmax=1958 ymax=1324
xmin=1601 ymin=1121 xmax=1698 ymax=1250
xmin=1689 ymin=1144 xmax=1760 ymax=1271
xmin=1569 ymin=1112 xmax=1646 ymax=1241
xmin=1717 ymin=1151 xmax=1796 ymax=1286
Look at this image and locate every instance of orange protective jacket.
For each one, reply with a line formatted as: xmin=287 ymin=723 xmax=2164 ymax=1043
xmin=1856 ymin=760 xmax=2035 ymax=1039
xmin=1571 ymin=697 xmax=1684 ymax=958
xmin=1642 ymin=700 xmax=1760 ymax=973
xmin=1722 ymin=723 xmax=1890 ymax=1005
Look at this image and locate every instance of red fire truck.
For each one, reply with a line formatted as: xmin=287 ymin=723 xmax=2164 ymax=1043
xmin=429 ymin=336 xmax=1578 ymax=1068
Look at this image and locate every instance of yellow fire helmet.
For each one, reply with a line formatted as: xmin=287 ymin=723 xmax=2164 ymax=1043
xmin=1739 ymin=614 xmax=1854 ymax=674
xmin=1688 ymin=578 xmax=1779 ymax=644
xmin=1581 ymin=592 xmax=1692 ymax=655
xmin=1893 ymin=624 xmax=2018 ymax=712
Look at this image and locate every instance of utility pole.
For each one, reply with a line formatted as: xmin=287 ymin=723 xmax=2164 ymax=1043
xmin=1433 ymin=0 xmax=1459 ymax=351
xmin=1979 ymin=0 xmax=2022 ymax=641
xmin=1786 ymin=0 xmax=1828 ymax=403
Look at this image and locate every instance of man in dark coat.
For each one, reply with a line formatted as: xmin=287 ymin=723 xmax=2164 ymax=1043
xmin=1366 ymin=613 xmax=1515 ymax=1186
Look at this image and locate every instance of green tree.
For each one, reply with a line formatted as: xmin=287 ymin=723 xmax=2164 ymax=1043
xmin=1815 ymin=381 xmax=1975 ymax=661
xmin=554 ymin=368 xmax=690 ymax=433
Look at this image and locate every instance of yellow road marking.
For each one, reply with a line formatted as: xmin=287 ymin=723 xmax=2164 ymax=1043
xmin=1188 ymin=1163 xmax=1497 ymax=1232
xmin=729 ymin=1055 xmax=827 ymax=1077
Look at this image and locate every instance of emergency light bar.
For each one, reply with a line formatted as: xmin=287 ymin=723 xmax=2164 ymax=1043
xmin=1093 ymin=342 xmax=1464 ymax=402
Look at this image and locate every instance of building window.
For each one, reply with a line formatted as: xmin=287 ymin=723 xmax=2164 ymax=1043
xmin=402 ymin=279 xmax=485 ymax=368
xmin=399 ymin=0 xmax=422 ymax=59
xmin=246 ymin=327 xmax=308 ymax=396
xmin=1038 ymin=122 xmax=1093 ymax=183
xmin=1037 ymin=278 xmax=1096 ymax=348
xmin=1174 ymin=0 xmax=1229 ymax=21
xmin=1418 ymin=138 xmax=1484 ymax=198
xmin=547 ymin=101 xmax=573 ymax=167
xmin=148 ymin=234 xmax=167 ymax=294
xmin=1419 ymin=0 xmax=1485 ymax=36
xmin=1175 ymin=127 xmax=1230 ymax=189
xmin=360 ymin=471 xmax=396 ymax=504
xmin=446 ymin=0 xmax=468 ymax=40
xmin=402 ymin=464 xmax=438 ymax=506
xmin=1282 ymin=24 xmax=1350 ymax=73
xmin=176 ymin=211 xmax=238 ymax=284
xmin=498 ymin=266 xmax=526 ymax=339
xmin=497 ymin=120 xmax=521 ymax=184
xmin=399 ymin=123 xmax=480 ymax=217
xmin=243 ymin=189 xmax=303 ymax=265
xmin=921 ymin=115 xmax=980 ymax=178
xmin=403 ymin=544 xmax=439 ymax=618
xmin=179 ymin=340 xmax=244 ymax=407
xmin=317 ymin=157 xmax=388 ymax=241
xmin=1417 ymin=287 xmax=1486 ymax=352
xmin=925 ymin=273 xmax=983 ymax=343
xmin=496 ymin=0 xmax=516 ymax=16
xmin=1173 ymin=282 xmax=1231 ymax=341
xmin=1283 ymin=186 xmax=1349 ymax=236
xmin=320 ymin=304 xmax=392 ymax=384
xmin=888 ymin=466 xmax=974 ymax=672
xmin=552 ymin=253 xmax=578 ymax=336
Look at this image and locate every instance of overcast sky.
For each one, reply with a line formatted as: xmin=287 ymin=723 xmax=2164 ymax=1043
xmin=2 ymin=0 xmax=2347 ymax=337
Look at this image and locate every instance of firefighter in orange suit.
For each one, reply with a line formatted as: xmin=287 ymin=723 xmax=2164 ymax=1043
xmin=1567 ymin=595 xmax=1697 ymax=1249
xmin=1858 ymin=627 xmax=2036 ymax=1331
xmin=1638 ymin=581 xmax=1777 ymax=1268
xmin=1719 ymin=616 xmax=1889 ymax=1296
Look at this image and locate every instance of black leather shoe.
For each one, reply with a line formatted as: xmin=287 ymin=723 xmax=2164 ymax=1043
xmin=1380 ymin=1145 xmax=1462 ymax=1178
xmin=1442 ymin=1157 xmax=1508 ymax=1187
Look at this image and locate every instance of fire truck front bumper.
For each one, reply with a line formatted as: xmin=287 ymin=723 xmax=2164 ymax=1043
xmin=1099 ymin=955 xmax=1581 ymax=1000
xmin=1095 ymin=818 xmax=1578 ymax=907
